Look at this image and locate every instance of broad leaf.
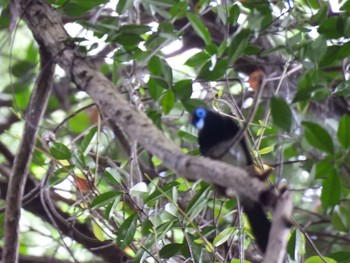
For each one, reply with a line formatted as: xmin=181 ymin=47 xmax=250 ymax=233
xmin=90 ymin=191 xmax=121 ymax=209
xmin=338 ymin=114 xmax=350 ymax=149
xmin=321 ymin=169 xmax=341 ymax=209
xmin=50 ymin=142 xmax=71 ymax=160
xmin=302 ymin=122 xmax=334 ymax=154
xmin=270 ymin=96 xmax=292 ymax=132
xmin=116 ymin=213 xmax=138 ymax=248
xmin=186 ymin=12 xmax=211 ymax=45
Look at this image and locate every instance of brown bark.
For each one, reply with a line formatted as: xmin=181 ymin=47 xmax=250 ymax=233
xmin=3 ymin=46 xmax=54 ymax=263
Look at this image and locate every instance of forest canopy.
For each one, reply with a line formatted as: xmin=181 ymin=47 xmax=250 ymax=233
xmin=1 ymin=0 xmax=350 ymax=262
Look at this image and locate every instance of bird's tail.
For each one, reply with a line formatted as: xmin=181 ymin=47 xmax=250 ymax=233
xmin=242 ymin=198 xmax=271 ymax=253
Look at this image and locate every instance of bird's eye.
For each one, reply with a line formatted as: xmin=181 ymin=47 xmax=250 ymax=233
xmin=195 ymin=108 xmax=207 ymax=118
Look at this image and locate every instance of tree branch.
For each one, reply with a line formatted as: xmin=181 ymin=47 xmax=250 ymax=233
xmin=3 ymin=44 xmax=54 ymax=262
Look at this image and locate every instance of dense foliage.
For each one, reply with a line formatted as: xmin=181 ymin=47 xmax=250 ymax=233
xmin=1 ymin=0 xmax=350 ymax=262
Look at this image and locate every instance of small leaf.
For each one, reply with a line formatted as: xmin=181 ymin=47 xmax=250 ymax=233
xmin=333 ymin=81 xmax=350 ymax=97
xmin=332 ymin=206 xmax=350 ymax=232
xmin=185 ymin=52 xmax=210 ymax=67
xmin=173 ymin=79 xmax=192 ymax=100
xmin=321 ymin=169 xmax=341 ymax=209
xmin=338 ymin=114 xmax=350 ymax=149
xmin=229 ymin=4 xmax=240 ymax=25
xmin=182 ymin=98 xmax=207 ymax=113
xmin=186 ymin=12 xmax=211 ymax=45
xmin=50 ymin=142 xmax=71 ymax=160
xmin=11 ymin=61 xmax=35 ymax=78
xmin=302 ymin=122 xmax=334 ymax=154
xmin=130 ymin=182 xmax=148 ymax=196
xmin=104 ymin=167 xmax=122 ymax=184
xmin=228 ymin=29 xmax=250 ymax=63
xmin=145 ymin=182 xmax=180 ymax=204
xmin=178 ymin=130 xmax=197 ymax=143
xmin=116 ymin=0 xmax=133 ymax=14
xmin=148 ymin=77 xmax=168 ymax=100
xmin=116 ymin=213 xmax=138 ymax=248
xmin=198 ymin=59 xmax=228 ymax=81
xmin=159 ymin=243 xmax=183 ymax=258
xmin=90 ymin=191 xmax=121 ymax=209
xmin=92 ymin=221 xmax=105 ymax=241
xmin=148 ymin=55 xmax=162 ymax=76
xmin=79 ymin=127 xmax=97 ymax=153
xmin=270 ymin=96 xmax=292 ymax=132
xmin=258 ymin=146 xmax=274 ymax=155
xmin=161 ymin=90 xmax=175 ymax=114
xmin=213 ymin=227 xmax=235 ymax=247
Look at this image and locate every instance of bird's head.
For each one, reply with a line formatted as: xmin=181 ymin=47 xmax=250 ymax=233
xmin=191 ymin=107 xmax=208 ymax=130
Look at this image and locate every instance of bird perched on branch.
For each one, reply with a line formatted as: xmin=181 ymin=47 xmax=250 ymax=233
xmin=191 ymin=107 xmax=271 ymax=253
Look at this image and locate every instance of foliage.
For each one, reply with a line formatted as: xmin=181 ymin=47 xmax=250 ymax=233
xmin=1 ymin=0 xmax=350 ymax=262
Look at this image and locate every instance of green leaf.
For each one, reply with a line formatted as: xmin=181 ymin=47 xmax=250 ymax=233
xmin=148 ymin=55 xmax=162 ymax=76
xmin=11 ymin=61 xmax=35 ymax=78
xmin=159 ymin=243 xmax=184 ymax=258
xmin=229 ymin=4 xmax=240 ymax=25
xmin=68 ymin=111 xmax=90 ymax=134
xmin=178 ymin=130 xmax=197 ymax=143
xmin=228 ymin=29 xmax=250 ymax=63
xmin=338 ymin=115 xmax=350 ymax=149
xmin=333 ymin=81 xmax=350 ymax=97
xmin=315 ymin=156 xmax=334 ymax=179
xmin=148 ymin=56 xmax=173 ymax=84
xmin=72 ymin=149 xmax=86 ymax=169
xmin=318 ymin=17 xmax=343 ymax=39
xmin=258 ymin=146 xmax=274 ymax=155
xmin=90 ymin=191 xmax=121 ymax=209
xmin=173 ymin=79 xmax=192 ymax=100
xmin=213 ymin=227 xmax=235 ymax=247
xmin=92 ymin=221 xmax=105 ymax=241
xmin=302 ymin=122 xmax=334 ymax=154
xmin=147 ymin=110 xmax=162 ymax=129
xmin=148 ymin=77 xmax=168 ymax=100
xmin=304 ymin=256 xmax=337 ymax=263
xmin=185 ymin=52 xmax=210 ymax=67
xmin=148 ymin=56 xmax=173 ymax=85
xmin=321 ymin=169 xmax=341 ymax=209
xmin=182 ymin=99 xmax=207 ymax=113
xmin=161 ymin=90 xmax=175 ymax=114
xmin=330 ymin=251 xmax=350 ymax=261
xmin=50 ymin=142 xmax=72 ymax=160
xmin=112 ymin=34 xmax=144 ymax=47
xmin=186 ymin=185 xmax=211 ymax=220
xmin=332 ymin=206 xmax=350 ymax=232
xmin=62 ymin=0 xmax=108 ymax=16
xmin=145 ymin=182 xmax=180 ymax=204
xmin=116 ymin=213 xmax=138 ymax=248
xmin=312 ymin=4 xmax=328 ymax=24
xmin=79 ymin=127 xmax=97 ymax=153
xmin=104 ymin=168 xmax=123 ymax=184
xmin=116 ymin=0 xmax=133 ymax=14
xmin=270 ymin=96 xmax=292 ymax=132
xmin=198 ymin=59 xmax=228 ymax=81
xmin=186 ymin=12 xmax=211 ymax=45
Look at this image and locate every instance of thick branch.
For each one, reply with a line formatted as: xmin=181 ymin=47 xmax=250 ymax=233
xmin=3 ymin=46 xmax=54 ymax=262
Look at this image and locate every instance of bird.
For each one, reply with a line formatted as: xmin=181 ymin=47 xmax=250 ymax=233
xmin=191 ymin=107 xmax=271 ymax=253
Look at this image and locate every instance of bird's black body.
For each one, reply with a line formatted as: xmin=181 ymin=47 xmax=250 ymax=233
xmin=192 ymin=109 xmax=253 ymax=166
xmin=192 ymin=107 xmax=271 ymax=253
